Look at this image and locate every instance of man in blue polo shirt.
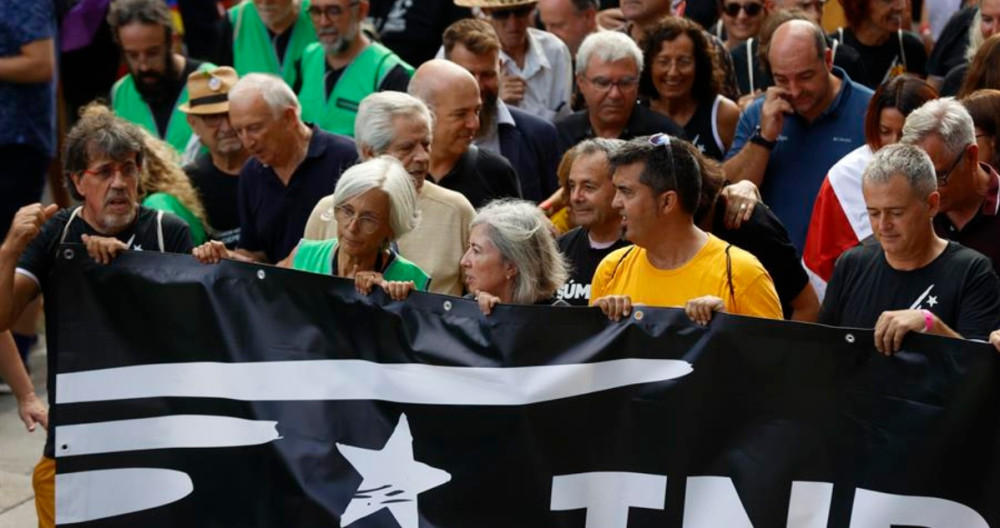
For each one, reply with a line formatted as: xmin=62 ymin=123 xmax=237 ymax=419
xmin=722 ymin=19 xmax=873 ymax=252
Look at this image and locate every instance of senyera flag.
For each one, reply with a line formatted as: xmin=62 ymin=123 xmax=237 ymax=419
xmin=50 ymin=247 xmax=1000 ymax=527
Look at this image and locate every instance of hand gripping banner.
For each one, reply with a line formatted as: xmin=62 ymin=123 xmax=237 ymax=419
xmin=50 ymin=248 xmax=1000 ymax=527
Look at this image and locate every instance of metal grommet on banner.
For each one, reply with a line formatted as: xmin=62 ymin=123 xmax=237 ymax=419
xmin=257 ymin=270 xmax=266 ymax=280
xmin=61 ymin=444 xmax=69 ymax=452
xmin=633 ymin=310 xmax=644 ymax=321
xmin=844 ymin=333 xmax=855 ymax=344
xmin=443 ymin=300 xmax=452 ymax=311
xmin=63 ymin=248 xmax=75 ymax=260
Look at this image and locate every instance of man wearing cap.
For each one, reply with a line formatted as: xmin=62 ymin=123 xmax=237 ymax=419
xmin=219 ymin=0 xmax=317 ymax=88
xmin=179 ymin=66 xmax=250 ymax=248
xmin=107 ymin=0 xmax=215 ymax=153
xmin=456 ymin=0 xmax=573 ymax=122
xmin=296 ymin=0 xmax=413 ymax=136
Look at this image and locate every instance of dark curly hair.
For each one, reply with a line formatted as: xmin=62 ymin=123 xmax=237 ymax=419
xmin=63 ymin=103 xmax=146 ymax=201
xmin=639 ymin=16 xmax=722 ymax=106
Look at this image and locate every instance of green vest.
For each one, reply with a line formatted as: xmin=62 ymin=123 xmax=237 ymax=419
xmin=229 ymin=0 xmax=316 ymax=88
xmin=142 ymin=192 xmax=207 ymax=246
xmin=111 ymin=62 xmax=214 ymax=153
xmin=298 ymin=42 xmax=414 ymax=136
xmin=292 ymin=238 xmax=430 ymax=290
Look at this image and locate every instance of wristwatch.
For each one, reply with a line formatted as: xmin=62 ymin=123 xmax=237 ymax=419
xmin=749 ymin=126 xmax=777 ymax=150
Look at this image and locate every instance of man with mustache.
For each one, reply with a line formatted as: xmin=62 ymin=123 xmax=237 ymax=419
xmin=180 ymin=66 xmax=249 ymax=249
xmin=0 ymin=110 xmax=193 ymax=528
xmin=296 ymin=0 xmax=413 ymax=136
xmin=304 ymin=91 xmax=476 ymax=295
xmin=442 ymin=18 xmax=560 ymax=202
xmin=221 ymin=0 xmax=317 ymax=88
xmin=107 ymin=0 xmax=214 ymax=153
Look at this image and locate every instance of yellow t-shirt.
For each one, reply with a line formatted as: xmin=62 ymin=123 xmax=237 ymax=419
xmin=589 ymin=234 xmax=783 ymax=320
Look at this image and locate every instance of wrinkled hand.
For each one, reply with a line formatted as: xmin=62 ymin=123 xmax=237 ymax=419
xmin=873 ymin=309 xmax=926 ymax=355
xmin=17 ymin=392 xmax=48 ymax=432
xmin=720 ymin=180 xmax=761 ymax=229
xmin=501 ymin=73 xmax=527 ymax=105
xmin=475 ymin=291 xmax=502 ymax=315
xmin=685 ymin=295 xmax=726 ymax=326
xmin=3 ymin=203 xmax=58 ymax=255
xmin=192 ymin=240 xmax=229 ymax=264
xmin=379 ymin=280 xmax=416 ymax=301
xmin=81 ymin=234 xmax=128 ymax=264
xmin=354 ymin=270 xmax=385 ymax=295
xmin=593 ymin=295 xmax=633 ymax=321
xmin=760 ymin=87 xmax=793 ymax=142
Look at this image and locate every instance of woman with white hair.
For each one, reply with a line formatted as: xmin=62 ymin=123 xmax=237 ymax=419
xmin=284 ymin=157 xmax=430 ymax=299
xmin=462 ymin=199 xmax=570 ymax=314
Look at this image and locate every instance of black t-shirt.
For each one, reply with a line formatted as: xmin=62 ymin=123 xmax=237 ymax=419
xmin=927 ymin=6 xmax=976 ymax=77
xmin=185 ymin=152 xmax=242 ymax=248
xmin=429 ymin=146 xmax=522 ymax=209
xmin=818 ymin=241 xmax=1000 ymax=340
xmin=556 ymin=227 xmax=630 ymax=306
xmin=831 ymin=28 xmax=927 ymax=90
xmin=710 ymin=199 xmax=808 ymax=318
xmin=367 ymin=0 xmax=472 ymax=67
xmin=15 ymin=206 xmax=193 ymax=459
xmin=730 ymin=36 xmax=868 ymax=95
xmin=148 ymin=58 xmax=203 ymax=138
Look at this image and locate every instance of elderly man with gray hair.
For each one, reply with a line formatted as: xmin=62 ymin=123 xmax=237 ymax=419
xmin=898 ymin=98 xmax=1000 ymax=278
xmin=819 ymin=143 xmax=1000 ymax=355
xmin=554 ymin=30 xmax=682 ymax=155
xmin=303 ymin=91 xmax=476 ymax=296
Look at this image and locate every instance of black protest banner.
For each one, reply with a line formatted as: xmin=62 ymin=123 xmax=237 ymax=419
xmin=51 ymin=247 xmax=1000 ymax=527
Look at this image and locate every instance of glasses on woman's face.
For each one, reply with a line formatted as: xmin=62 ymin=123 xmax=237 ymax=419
xmin=722 ymin=1 xmax=764 ymax=16
xmin=334 ymin=205 xmax=383 ymax=235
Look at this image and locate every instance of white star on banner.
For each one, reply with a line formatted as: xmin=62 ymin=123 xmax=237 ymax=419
xmin=336 ymin=414 xmax=451 ymax=528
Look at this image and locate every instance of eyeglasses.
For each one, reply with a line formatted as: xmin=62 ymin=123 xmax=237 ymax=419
xmin=307 ymin=2 xmax=359 ymax=20
xmin=583 ymin=75 xmax=639 ymax=92
xmin=82 ymin=162 xmax=140 ymax=181
xmin=935 ymin=150 xmax=966 ymax=186
xmin=198 ymin=113 xmax=228 ymax=127
xmin=722 ymin=2 xmax=764 ymax=16
xmin=486 ymin=4 xmax=535 ymax=20
xmin=334 ymin=205 xmax=383 ymax=235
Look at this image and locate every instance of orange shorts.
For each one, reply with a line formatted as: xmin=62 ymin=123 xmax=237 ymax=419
xmin=33 ymin=455 xmax=54 ymax=528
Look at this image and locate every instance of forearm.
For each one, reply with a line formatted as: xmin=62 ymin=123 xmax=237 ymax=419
xmin=789 ymin=284 xmax=820 ymax=323
xmin=0 ymin=331 xmax=34 ymax=399
xmin=0 ymin=39 xmax=54 ymax=84
xmin=721 ymin=144 xmax=770 ymax=186
xmin=0 ymin=246 xmax=21 ymax=330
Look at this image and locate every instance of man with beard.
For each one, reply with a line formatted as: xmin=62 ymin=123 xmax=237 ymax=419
xmin=107 ymin=0 xmax=214 ymax=153
xmin=0 ymin=110 xmax=193 ymax=528
xmin=180 ymin=66 xmax=249 ymax=248
xmin=409 ymin=60 xmax=522 ymax=208
xmin=220 ymin=0 xmax=317 ymax=88
xmin=296 ymin=0 xmax=413 ymax=136
xmin=442 ymin=18 xmax=560 ymax=201
xmin=304 ymin=91 xmax=476 ymax=295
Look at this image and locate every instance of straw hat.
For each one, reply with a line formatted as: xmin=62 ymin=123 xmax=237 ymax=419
xmin=178 ymin=66 xmax=239 ymax=115
xmin=453 ymin=0 xmax=537 ymax=8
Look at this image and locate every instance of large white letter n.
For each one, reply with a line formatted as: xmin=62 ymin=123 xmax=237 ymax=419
xmin=550 ymin=472 xmax=667 ymax=528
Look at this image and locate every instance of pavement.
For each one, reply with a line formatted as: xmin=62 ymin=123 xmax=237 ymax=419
xmin=0 ymin=339 xmax=46 ymax=528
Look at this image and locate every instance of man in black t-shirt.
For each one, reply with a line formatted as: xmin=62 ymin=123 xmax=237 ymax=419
xmin=819 ymin=144 xmax=1000 ymax=353
xmin=556 ymin=138 xmax=629 ymax=305
xmin=0 ymin=110 xmax=193 ymax=528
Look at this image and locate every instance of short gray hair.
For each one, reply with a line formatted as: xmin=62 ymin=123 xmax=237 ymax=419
xmin=355 ymin=92 xmax=433 ymax=158
xmin=470 ymin=199 xmax=570 ymax=304
xmin=576 ymin=30 xmax=643 ymax=76
xmin=863 ymin=143 xmax=937 ymax=199
xmin=332 ymin=157 xmax=420 ymax=241
xmin=574 ymin=137 xmax=624 ymax=160
xmin=900 ymin=98 xmax=975 ymax=158
xmin=229 ymin=73 xmax=301 ymax=118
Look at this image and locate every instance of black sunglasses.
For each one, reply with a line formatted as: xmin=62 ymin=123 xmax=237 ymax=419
xmin=488 ymin=4 xmax=535 ymax=19
xmin=722 ymin=2 xmax=764 ymax=16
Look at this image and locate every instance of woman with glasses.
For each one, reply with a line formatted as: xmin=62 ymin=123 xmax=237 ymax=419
xmin=640 ymin=17 xmax=740 ymax=161
xmin=832 ymin=0 xmax=928 ymax=89
xmin=284 ymin=156 xmax=430 ymax=298
xmin=712 ymin=0 xmax=767 ymax=49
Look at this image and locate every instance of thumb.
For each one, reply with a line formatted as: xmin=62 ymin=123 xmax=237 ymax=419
xmin=81 ymin=234 xmax=91 ymax=243
xmin=43 ymin=203 xmax=59 ymax=219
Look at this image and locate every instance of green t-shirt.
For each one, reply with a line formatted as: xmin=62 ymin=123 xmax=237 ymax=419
xmin=292 ymin=238 xmax=430 ymax=290
xmin=142 ymin=192 xmax=207 ymax=246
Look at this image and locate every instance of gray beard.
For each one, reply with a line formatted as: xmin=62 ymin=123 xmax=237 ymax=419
xmin=477 ymin=97 xmax=499 ymax=139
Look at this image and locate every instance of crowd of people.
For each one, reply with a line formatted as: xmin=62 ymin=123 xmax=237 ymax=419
xmin=2 ymin=0 xmax=1000 ymax=525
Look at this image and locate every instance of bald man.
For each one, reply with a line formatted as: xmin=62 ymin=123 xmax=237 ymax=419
xmin=408 ymin=60 xmax=521 ymax=208
xmin=722 ymin=19 xmax=873 ymax=252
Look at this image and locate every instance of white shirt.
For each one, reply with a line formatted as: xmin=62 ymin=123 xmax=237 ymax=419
xmin=500 ymin=28 xmax=573 ymax=122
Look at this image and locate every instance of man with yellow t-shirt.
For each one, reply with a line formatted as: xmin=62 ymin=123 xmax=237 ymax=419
xmin=590 ymin=134 xmax=783 ymax=324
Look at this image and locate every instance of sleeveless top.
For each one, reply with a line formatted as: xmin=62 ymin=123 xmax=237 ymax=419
xmin=683 ymin=95 xmax=726 ymax=161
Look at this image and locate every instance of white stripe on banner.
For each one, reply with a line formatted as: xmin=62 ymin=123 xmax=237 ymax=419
xmin=56 ymin=415 xmax=281 ymax=458
xmin=57 ymin=359 xmax=693 ymax=405
xmin=56 ymin=468 xmax=193 ymax=525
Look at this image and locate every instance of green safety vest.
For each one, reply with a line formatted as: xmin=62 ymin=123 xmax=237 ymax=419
xmin=298 ymin=41 xmax=413 ymax=136
xmin=292 ymin=238 xmax=430 ymax=290
xmin=229 ymin=0 xmax=316 ymax=88
xmin=111 ymin=62 xmax=215 ymax=153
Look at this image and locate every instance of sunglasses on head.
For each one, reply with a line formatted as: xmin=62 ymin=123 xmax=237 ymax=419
xmin=488 ymin=4 xmax=535 ymax=19
xmin=722 ymin=2 xmax=764 ymax=16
